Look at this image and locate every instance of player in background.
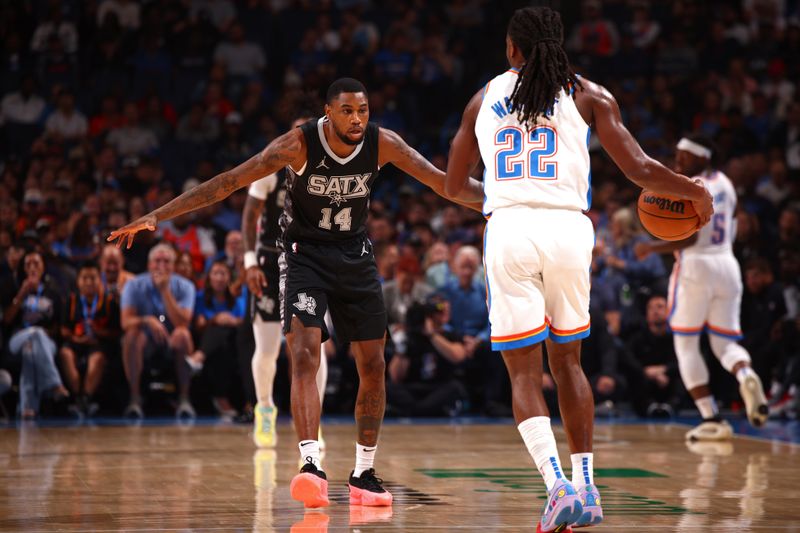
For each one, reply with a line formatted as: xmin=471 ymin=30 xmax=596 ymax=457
xmin=242 ymin=116 xmax=329 ymax=448
xmin=109 ymin=77 xmax=484 ymax=509
xmin=635 ymin=134 xmax=768 ymax=441
xmin=445 ymin=7 xmax=712 ymax=532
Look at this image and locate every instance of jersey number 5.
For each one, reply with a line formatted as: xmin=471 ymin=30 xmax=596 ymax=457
xmin=710 ymin=213 xmax=725 ymax=244
xmin=495 ymin=126 xmax=558 ymax=180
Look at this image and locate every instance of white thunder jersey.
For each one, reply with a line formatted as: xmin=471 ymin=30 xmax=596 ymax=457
xmin=476 ymin=69 xmax=594 ymax=350
xmin=682 ymin=169 xmax=737 ymax=256
xmin=477 ymin=69 xmax=591 ymax=215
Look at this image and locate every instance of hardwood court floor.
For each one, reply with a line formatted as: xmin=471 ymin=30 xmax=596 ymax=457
xmin=0 ymin=419 xmax=799 ymax=532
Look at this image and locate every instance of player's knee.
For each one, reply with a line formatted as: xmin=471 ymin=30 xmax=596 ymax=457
xmin=709 ymin=335 xmax=750 ymax=373
xmin=290 ymin=345 xmax=319 ymax=376
xmin=359 ymin=353 xmax=385 ymax=382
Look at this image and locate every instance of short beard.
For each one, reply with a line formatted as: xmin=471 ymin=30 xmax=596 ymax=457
xmin=332 ymin=123 xmax=363 ymax=146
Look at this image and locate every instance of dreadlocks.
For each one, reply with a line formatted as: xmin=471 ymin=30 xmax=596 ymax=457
xmin=507 ymin=7 xmax=581 ymax=129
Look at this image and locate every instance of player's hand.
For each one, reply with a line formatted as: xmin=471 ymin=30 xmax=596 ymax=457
xmin=634 ymin=241 xmax=652 ymax=260
xmin=245 ymin=266 xmax=267 ymax=297
xmin=691 ymin=179 xmax=714 ymax=229
xmin=542 ymin=373 xmax=555 ymax=391
xmin=17 ymin=277 xmax=38 ymax=297
xmin=107 ymin=214 xmax=158 ymax=249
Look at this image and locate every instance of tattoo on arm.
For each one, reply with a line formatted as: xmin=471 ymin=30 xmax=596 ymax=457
xmin=355 ymin=388 xmax=385 ymax=446
xmin=151 ymin=130 xmax=302 ymax=224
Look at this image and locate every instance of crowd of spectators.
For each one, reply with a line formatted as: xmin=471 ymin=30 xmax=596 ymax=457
xmin=0 ymin=0 xmax=798 ymax=420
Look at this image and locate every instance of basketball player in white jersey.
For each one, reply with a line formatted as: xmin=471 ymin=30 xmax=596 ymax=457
xmin=445 ymin=7 xmax=712 ymax=532
xmin=242 ymin=117 xmax=329 ymax=448
xmin=635 ymin=135 xmax=768 ymax=442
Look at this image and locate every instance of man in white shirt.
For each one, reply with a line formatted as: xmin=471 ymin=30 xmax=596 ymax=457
xmin=0 ymin=76 xmax=45 ymax=127
xmin=44 ymin=90 xmax=87 ymax=141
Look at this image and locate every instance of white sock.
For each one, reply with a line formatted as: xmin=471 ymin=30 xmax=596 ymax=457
xmin=695 ymin=396 xmax=718 ymax=420
xmin=735 ymin=366 xmax=755 ymax=385
xmin=354 ymin=442 xmax=377 ymax=477
xmin=518 ymin=416 xmax=565 ymax=492
xmin=298 ymin=440 xmax=322 ymax=471
xmin=571 ymin=453 xmax=594 ymax=489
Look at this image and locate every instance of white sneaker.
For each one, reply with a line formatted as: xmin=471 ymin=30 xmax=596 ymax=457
xmin=685 ymin=419 xmax=733 ymax=442
xmin=740 ymin=372 xmax=768 ymax=428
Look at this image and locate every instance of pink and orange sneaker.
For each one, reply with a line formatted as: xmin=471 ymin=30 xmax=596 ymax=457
xmin=290 ymin=461 xmax=329 ymax=508
xmin=348 ymin=468 xmax=393 ymax=506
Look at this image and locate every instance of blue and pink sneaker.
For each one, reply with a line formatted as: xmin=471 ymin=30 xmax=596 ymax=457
xmin=573 ymin=484 xmax=603 ymax=528
xmin=536 ymin=478 xmax=583 ymax=532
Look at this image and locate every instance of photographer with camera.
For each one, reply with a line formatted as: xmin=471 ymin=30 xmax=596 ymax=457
xmin=386 ymin=295 xmax=469 ymax=417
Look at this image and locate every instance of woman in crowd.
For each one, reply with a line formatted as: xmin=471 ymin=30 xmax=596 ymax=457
xmin=187 ymin=260 xmax=245 ymax=417
xmin=2 ymin=251 xmax=67 ymax=418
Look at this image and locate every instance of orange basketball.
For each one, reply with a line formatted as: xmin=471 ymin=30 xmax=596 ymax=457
xmin=637 ymin=190 xmax=699 ymax=241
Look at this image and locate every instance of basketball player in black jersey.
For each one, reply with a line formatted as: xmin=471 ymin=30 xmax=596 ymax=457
xmin=242 ymin=115 xmax=330 ymax=450
xmin=109 ymin=78 xmax=484 ymax=508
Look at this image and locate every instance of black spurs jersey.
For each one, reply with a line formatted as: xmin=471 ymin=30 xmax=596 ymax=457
xmin=248 ymin=169 xmax=286 ymax=252
xmin=279 ymin=117 xmax=380 ymax=244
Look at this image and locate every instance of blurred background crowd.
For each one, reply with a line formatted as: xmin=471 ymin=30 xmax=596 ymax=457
xmin=0 ymin=0 xmax=798 ymax=421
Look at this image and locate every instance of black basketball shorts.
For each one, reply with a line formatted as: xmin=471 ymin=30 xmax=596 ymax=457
xmin=279 ymin=234 xmax=387 ymax=343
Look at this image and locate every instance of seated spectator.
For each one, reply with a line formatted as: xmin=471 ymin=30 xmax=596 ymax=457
xmin=106 ymin=101 xmax=159 ymax=157
xmin=187 ymin=260 xmax=245 ymax=417
xmin=596 ymin=207 xmax=665 ymax=332
xmin=1 ymin=75 xmax=45 ymax=154
xmin=176 ymin=251 xmax=199 ymax=287
xmin=159 ymin=213 xmax=217 ymax=275
xmin=30 ymin=6 xmax=78 ymax=54
xmin=1 ymin=251 xmax=67 ymax=418
xmin=741 ymin=258 xmax=787 ymax=389
xmin=205 ymin=230 xmax=243 ymax=292
xmin=374 ymin=241 xmax=399 ymax=284
xmin=439 ymin=245 xmax=508 ymax=414
xmin=59 ymin=262 xmax=120 ymax=417
xmin=99 ymin=244 xmax=134 ymax=299
xmin=44 ymin=90 xmax=87 ymax=142
xmin=620 ymin=294 xmax=681 ymax=417
xmin=212 ymin=22 xmax=265 ymax=80
xmin=120 ymin=244 xmax=195 ymax=418
xmin=55 ymin=213 xmax=98 ymax=265
xmin=387 ymin=296 xmax=468 ymax=416
xmin=176 ymin=102 xmax=219 ymax=145
xmin=383 ymin=256 xmax=433 ymax=353
xmin=582 ymin=304 xmax=625 ymax=409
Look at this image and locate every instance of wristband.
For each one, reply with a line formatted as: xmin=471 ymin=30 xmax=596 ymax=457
xmin=244 ymin=251 xmax=258 ymax=269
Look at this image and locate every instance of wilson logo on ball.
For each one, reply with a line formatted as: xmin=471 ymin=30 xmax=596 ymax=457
xmin=641 ymin=195 xmax=686 ymax=214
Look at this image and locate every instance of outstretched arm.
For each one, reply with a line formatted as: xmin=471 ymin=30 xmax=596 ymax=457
xmin=108 ymin=129 xmax=306 ymax=248
xmin=445 ymin=89 xmax=483 ymax=199
xmin=634 ymin=233 xmax=699 ymax=260
xmin=585 ymin=80 xmax=713 ymax=227
xmin=378 ymin=128 xmax=483 ymax=213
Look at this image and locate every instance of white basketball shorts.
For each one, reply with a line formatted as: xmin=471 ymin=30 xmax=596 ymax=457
xmin=668 ymin=252 xmax=743 ymax=339
xmin=483 ymin=207 xmax=594 ymax=351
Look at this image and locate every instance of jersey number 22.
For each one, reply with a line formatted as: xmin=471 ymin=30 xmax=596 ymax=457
xmin=495 ymin=126 xmax=558 ymax=180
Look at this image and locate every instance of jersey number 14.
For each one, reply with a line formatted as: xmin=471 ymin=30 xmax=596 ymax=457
xmin=495 ymin=126 xmax=558 ymax=180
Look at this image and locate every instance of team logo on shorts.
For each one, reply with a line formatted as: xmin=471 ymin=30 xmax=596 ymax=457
xmin=293 ymin=293 xmax=317 ymax=316
xmin=256 ymin=295 xmax=275 ymax=315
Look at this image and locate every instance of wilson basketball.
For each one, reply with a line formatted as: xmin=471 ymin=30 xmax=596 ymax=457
xmin=637 ymin=190 xmax=699 ymax=241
